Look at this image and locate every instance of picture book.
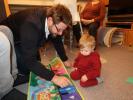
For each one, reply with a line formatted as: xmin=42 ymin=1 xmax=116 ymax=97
xmin=27 ymin=57 xmax=84 ymax=100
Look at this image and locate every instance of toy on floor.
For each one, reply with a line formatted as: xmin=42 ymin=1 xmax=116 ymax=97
xmin=27 ymin=57 xmax=83 ymax=100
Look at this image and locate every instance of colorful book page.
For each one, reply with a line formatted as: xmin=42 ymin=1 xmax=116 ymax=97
xmin=27 ymin=72 xmax=61 ymax=100
xmin=27 ymin=57 xmax=84 ymax=100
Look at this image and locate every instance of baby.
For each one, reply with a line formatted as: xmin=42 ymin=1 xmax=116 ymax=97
xmin=70 ymin=33 xmax=103 ymax=87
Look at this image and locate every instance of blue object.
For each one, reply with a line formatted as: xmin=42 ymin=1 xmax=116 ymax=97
xmin=61 ymin=92 xmax=82 ymax=100
xmin=59 ymin=86 xmax=76 ymax=94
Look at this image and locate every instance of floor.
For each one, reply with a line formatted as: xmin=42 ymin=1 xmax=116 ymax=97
xmin=12 ymin=42 xmax=133 ymax=100
xmin=40 ymin=43 xmax=133 ymax=100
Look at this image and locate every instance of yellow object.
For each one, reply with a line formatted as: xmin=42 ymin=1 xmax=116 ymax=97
xmin=4 ymin=0 xmax=11 ymax=16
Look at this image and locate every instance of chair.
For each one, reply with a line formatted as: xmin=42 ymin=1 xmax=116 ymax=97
xmin=0 ymin=0 xmax=11 ymax=22
xmin=77 ymin=0 xmax=106 ymax=49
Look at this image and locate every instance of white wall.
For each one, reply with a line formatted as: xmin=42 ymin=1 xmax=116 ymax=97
xmin=8 ymin=0 xmax=86 ymax=6
xmin=8 ymin=0 xmax=53 ymax=6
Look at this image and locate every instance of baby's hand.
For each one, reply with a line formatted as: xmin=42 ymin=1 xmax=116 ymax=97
xmin=75 ymin=68 xmax=78 ymax=70
xmin=81 ymin=75 xmax=88 ymax=82
xmin=71 ymin=67 xmax=77 ymax=72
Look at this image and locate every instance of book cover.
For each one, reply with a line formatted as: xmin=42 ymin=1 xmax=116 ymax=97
xmin=27 ymin=57 xmax=84 ymax=100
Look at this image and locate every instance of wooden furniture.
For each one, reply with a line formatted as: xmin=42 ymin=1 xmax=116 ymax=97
xmin=106 ymin=0 xmax=133 ymax=47
xmin=121 ymin=29 xmax=133 ymax=46
xmin=0 ymin=0 xmax=11 ymax=22
xmin=111 ymin=28 xmax=133 ymax=46
xmin=106 ymin=22 xmax=133 ymax=46
xmin=106 ymin=22 xmax=133 ymax=29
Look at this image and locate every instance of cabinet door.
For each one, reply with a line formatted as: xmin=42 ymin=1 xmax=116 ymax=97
xmin=124 ymin=29 xmax=133 ymax=46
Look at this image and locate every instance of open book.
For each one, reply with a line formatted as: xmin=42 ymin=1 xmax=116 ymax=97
xmin=27 ymin=57 xmax=84 ymax=100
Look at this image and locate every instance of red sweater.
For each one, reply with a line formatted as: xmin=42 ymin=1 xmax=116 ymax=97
xmin=80 ymin=0 xmax=105 ymax=23
xmin=73 ymin=51 xmax=101 ymax=79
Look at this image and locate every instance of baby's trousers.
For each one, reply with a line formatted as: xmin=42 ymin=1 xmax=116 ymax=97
xmin=70 ymin=69 xmax=98 ymax=87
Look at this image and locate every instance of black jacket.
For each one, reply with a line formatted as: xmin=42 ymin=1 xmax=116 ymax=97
xmin=0 ymin=8 xmax=68 ymax=80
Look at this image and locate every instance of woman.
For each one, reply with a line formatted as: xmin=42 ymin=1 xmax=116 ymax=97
xmin=80 ymin=0 xmax=105 ymax=38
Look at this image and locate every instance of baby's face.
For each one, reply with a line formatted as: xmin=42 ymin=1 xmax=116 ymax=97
xmin=80 ymin=47 xmax=92 ymax=56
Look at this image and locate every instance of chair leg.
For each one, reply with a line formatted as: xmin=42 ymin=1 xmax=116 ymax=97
xmin=70 ymin=31 xmax=73 ymax=49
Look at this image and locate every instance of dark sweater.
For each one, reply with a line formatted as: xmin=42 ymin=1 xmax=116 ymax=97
xmin=0 ymin=8 xmax=68 ymax=80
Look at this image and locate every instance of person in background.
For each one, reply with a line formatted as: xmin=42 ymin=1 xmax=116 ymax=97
xmin=70 ymin=33 xmax=103 ymax=87
xmin=0 ymin=4 xmax=72 ymax=90
xmin=54 ymin=0 xmax=82 ymax=44
xmin=0 ymin=26 xmax=14 ymax=99
xmin=80 ymin=0 xmax=105 ymax=39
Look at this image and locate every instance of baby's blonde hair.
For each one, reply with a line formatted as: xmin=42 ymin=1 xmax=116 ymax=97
xmin=79 ymin=33 xmax=96 ymax=50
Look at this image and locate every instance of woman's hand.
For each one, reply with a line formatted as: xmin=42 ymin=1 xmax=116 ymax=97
xmin=81 ymin=19 xmax=94 ymax=25
xmin=51 ymin=75 xmax=71 ymax=88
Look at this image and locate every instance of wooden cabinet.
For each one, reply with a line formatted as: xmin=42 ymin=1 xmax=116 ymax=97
xmin=123 ymin=29 xmax=133 ymax=46
xmin=106 ymin=22 xmax=133 ymax=46
xmin=105 ymin=0 xmax=133 ymax=46
xmin=116 ymin=29 xmax=133 ymax=46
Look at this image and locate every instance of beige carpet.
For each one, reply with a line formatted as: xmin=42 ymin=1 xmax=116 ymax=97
xmin=41 ymin=44 xmax=133 ymax=100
